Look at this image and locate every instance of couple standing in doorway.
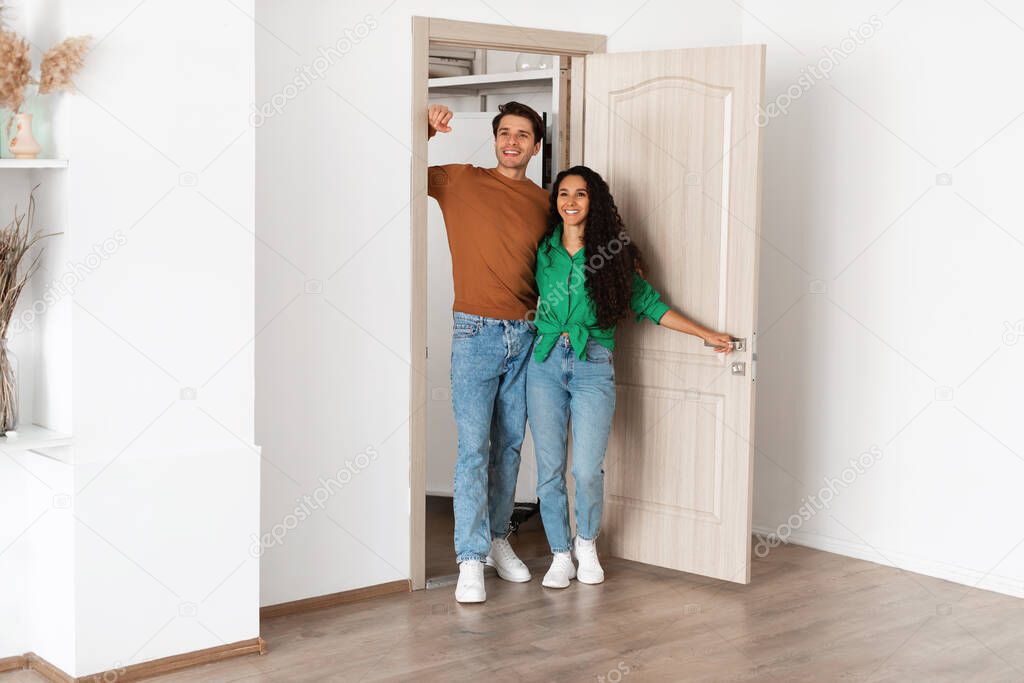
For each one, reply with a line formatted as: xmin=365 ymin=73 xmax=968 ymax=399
xmin=427 ymin=101 xmax=733 ymax=603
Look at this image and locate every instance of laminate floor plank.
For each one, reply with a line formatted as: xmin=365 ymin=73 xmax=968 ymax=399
xmin=9 ymin=541 xmax=1022 ymax=682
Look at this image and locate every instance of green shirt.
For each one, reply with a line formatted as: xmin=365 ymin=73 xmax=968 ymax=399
xmin=532 ymin=224 xmax=670 ymax=362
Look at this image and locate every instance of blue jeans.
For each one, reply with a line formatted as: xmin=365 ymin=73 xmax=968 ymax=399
xmin=451 ymin=312 xmax=535 ymax=563
xmin=527 ymin=335 xmax=616 ymax=553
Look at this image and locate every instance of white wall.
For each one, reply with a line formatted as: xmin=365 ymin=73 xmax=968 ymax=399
xmin=1 ymin=0 xmax=260 ymax=676
xmin=256 ymin=0 xmax=1024 ymax=604
xmin=744 ymin=0 xmax=1024 ymax=597
xmin=66 ymin=0 xmax=260 ymax=673
xmin=254 ymin=0 xmax=742 ymax=604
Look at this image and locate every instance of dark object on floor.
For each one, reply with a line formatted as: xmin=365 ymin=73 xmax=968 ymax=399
xmin=508 ymin=501 xmax=539 ymax=534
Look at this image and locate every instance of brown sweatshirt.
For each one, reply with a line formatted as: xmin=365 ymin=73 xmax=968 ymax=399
xmin=427 ymin=164 xmax=549 ymax=320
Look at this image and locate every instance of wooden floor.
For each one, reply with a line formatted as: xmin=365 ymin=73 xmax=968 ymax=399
xmin=9 ymin=541 xmax=1022 ymax=682
xmin=425 ymin=494 xmax=550 ymax=580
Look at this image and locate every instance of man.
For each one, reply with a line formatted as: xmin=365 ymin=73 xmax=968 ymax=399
xmin=427 ymin=101 xmax=549 ymax=603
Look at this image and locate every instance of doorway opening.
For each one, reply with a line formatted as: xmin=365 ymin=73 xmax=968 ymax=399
xmin=409 ymin=18 xmax=606 ymax=589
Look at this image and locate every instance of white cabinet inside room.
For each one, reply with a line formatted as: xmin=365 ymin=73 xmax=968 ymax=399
xmin=0 ymin=168 xmax=73 ymax=457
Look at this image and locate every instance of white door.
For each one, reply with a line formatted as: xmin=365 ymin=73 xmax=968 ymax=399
xmin=426 ymin=111 xmax=543 ymax=503
xmin=579 ymin=45 xmax=765 ymax=583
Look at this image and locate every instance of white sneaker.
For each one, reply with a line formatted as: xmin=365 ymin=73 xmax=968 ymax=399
xmin=455 ymin=560 xmax=486 ymax=603
xmin=485 ymin=537 xmax=532 ymax=582
xmin=542 ymin=552 xmax=576 ymax=588
xmin=574 ymin=537 xmax=605 ymax=584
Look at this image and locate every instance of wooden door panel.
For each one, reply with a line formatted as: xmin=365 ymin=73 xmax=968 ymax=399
xmin=583 ymin=45 xmax=765 ymax=583
xmin=606 ymin=385 xmax=725 ymax=520
xmin=609 ymin=77 xmax=730 ymax=361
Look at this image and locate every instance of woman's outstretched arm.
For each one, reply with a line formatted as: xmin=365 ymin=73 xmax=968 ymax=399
xmin=630 ymin=274 xmax=734 ymax=353
xmin=658 ymin=310 xmax=733 ymax=353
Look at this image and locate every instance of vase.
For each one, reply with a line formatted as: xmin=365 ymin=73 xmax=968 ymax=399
xmin=9 ymin=113 xmax=41 ymax=160
xmin=0 ymin=339 xmax=19 ymax=433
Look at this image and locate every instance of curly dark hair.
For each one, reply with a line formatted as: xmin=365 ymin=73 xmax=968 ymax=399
xmin=544 ymin=166 xmax=641 ymax=330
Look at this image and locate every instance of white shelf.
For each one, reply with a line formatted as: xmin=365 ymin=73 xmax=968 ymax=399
xmin=0 ymin=159 xmax=69 ymax=169
xmin=428 ymin=70 xmax=555 ymax=91
xmin=0 ymin=424 xmax=73 ymax=453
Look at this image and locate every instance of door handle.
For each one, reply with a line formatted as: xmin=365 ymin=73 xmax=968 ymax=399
xmin=704 ymin=337 xmax=745 ymax=352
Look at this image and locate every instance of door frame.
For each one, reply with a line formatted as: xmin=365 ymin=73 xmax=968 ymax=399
xmin=409 ymin=17 xmax=606 ymax=589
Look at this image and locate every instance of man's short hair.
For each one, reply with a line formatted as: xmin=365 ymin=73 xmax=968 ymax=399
xmin=492 ymin=101 xmax=545 ymax=144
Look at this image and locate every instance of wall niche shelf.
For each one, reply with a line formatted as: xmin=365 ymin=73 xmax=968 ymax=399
xmin=0 ymin=423 xmax=73 ymax=456
xmin=428 ymin=70 xmax=555 ymax=93
xmin=0 ymin=159 xmax=69 ymax=169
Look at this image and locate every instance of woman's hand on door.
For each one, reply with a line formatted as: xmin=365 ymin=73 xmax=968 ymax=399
xmin=701 ymin=331 xmax=734 ymax=353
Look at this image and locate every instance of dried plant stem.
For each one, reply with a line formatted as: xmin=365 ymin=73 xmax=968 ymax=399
xmin=0 ymin=346 xmax=14 ymax=430
xmin=0 ymin=186 xmax=60 ymax=430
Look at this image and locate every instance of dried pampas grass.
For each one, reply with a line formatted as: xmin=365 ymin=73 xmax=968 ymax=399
xmin=0 ymin=28 xmax=31 ymax=112
xmin=39 ymin=36 xmax=90 ymax=95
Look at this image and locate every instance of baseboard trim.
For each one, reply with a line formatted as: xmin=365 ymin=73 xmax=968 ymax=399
xmin=5 ymin=580 xmax=412 ymax=681
xmin=8 ymin=637 xmax=265 ymax=683
xmin=260 ymin=579 xmax=411 ymax=620
xmin=0 ymin=655 xmax=28 ymax=674
xmin=752 ymin=525 xmax=1024 ymax=599
xmin=24 ymin=653 xmax=73 ymax=683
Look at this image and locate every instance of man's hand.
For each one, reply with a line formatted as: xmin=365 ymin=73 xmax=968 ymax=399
xmin=428 ymin=104 xmax=453 ymax=139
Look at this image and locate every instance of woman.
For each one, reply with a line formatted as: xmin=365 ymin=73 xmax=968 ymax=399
xmin=527 ymin=165 xmax=734 ymax=589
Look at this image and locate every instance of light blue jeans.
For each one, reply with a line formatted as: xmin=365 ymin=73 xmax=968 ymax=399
xmin=527 ymin=335 xmax=616 ymax=553
xmin=451 ymin=312 xmax=535 ymax=563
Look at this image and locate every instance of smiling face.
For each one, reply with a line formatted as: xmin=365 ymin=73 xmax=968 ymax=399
xmin=556 ymin=174 xmax=589 ymax=228
xmin=493 ymin=113 xmax=540 ymax=171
